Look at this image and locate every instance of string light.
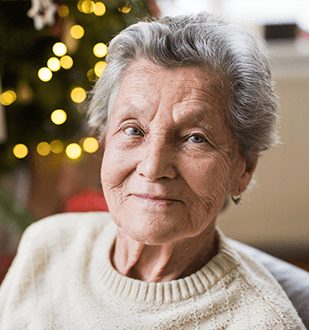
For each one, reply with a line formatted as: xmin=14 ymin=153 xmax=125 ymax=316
xmin=81 ymin=0 xmax=95 ymax=14
xmin=77 ymin=0 xmax=83 ymax=12
xmin=47 ymin=57 xmax=61 ymax=71
xmin=87 ymin=68 xmax=96 ymax=82
xmin=58 ymin=4 xmax=69 ymax=17
xmin=119 ymin=3 xmax=132 ymax=13
xmin=13 ymin=144 xmax=28 ymax=159
xmin=71 ymin=87 xmax=87 ymax=103
xmin=93 ymin=43 xmax=107 ymax=58
xmin=52 ymin=42 xmax=67 ymax=57
xmin=94 ymin=2 xmax=106 ymax=16
xmin=94 ymin=61 xmax=106 ymax=77
xmin=51 ymin=109 xmax=67 ymax=125
xmin=70 ymin=25 xmax=85 ymax=39
xmin=36 ymin=142 xmax=51 ymax=156
xmin=66 ymin=143 xmax=82 ymax=160
xmin=38 ymin=67 xmax=53 ymax=82
xmin=60 ymin=55 xmax=73 ymax=69
xmin=50 ymin=140 xmax=64 ymax=154
xmin=83 ymin=137 xmax=99 ymax=153
xmin=0 ymin=90 xmax=17 ymax=106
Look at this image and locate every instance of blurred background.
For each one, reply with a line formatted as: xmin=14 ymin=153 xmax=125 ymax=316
xmin=0 ymin=0 xmax=308 ymax=282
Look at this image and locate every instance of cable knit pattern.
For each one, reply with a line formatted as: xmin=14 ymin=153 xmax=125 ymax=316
xmin=0 ymin=212 xmax=305 ymax=329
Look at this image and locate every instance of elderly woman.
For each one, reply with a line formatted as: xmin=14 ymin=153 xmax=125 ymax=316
xmin=0 ymin=13 xmax=306 ymax=329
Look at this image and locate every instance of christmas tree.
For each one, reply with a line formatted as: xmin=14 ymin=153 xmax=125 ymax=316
xmin=0 ymin=0 xmax=153 ymax=172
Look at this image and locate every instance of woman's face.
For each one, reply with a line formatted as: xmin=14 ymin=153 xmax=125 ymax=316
xmin=101 ymin=59 xmax=250 ymax=245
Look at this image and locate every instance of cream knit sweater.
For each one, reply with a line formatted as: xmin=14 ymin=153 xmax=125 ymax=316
xmin=0 ymin=212 xmax=305 ymax=329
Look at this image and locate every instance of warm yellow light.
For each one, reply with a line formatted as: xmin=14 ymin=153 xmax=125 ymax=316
xmin=52 ymin=42 xmax=67 ymax=57
xmin=47 ymin=57 xmax=61 ymax=71
xmin=51 ymin=109 xmax=67 ymax=125
xmin=50 ymin=140 xmax=64 ymax=154
xmin=36 ymin=142 xmax=51 ymax=156
xmin=38 ymin=67 xmax=53 ymax=82
xmin=119 ymin=3 xmax=132 ymax=13
xmin=13 ymin=144 xmax=28 ymax=159
xmin=77 ymin=0 xmax=83 ymax=12
xmin=93 ymin=43 xmax=107 ymax=58
xmin=87 ymin=68 xmax=96 ymax=82
xmin=66 ymin=143 xmax=82 ymax=160
xmin=81 ymin=0 xmax=95 ymax=13
xmin=94 ymin=61 xmax=107 ymax=77
xmin=83 ymin=137 xmax=99 ymax=153
xmin=58 ymin=4 xmax=69 ymax=17
xmin=94 ymin=2 xmax=106 ymax=16
xmin=70 ymin=25 xmax=84 ymax=39
xmin=71 ymin=87 xmax=87 ymax=103
xmin=0 ymin=90 xmax=17 ymax=106
xmin=60 ymin=55 xmax=73 ymax=69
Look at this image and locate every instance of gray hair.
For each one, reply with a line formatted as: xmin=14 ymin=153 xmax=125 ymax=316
xmin=88 ymin=13 xmax=279 ymax=161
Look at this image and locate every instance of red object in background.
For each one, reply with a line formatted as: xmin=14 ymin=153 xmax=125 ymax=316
xmin=63 ymin=189 xmax=109 ymax=213
xmin=0 ymin=254 xmax=14 ymax=284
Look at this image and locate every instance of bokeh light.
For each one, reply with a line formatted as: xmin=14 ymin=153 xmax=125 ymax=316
xmin=81 ymin=0 xmax=95 ymax=13
xmin=93 ymin=43 xmax=107 ymax=58
xmin=94 ymin=2 xmax=106 ymax=16
xmin=71 ymin=87 xmax=87 ymax=103
xmin=50 ymin=140 xmax=64 ymax=154
xmin=47 ymin=57 xmax=61 ymax=71
xmin=66 ymin=143 xmax=82 ymax=160
xmin=58 ymin=4 xmax=69 ymax=17
xmin=83 ymin=137 xmax=99 ymax=153
xmin=60 ymin=55 xmax=73 ymax=69
xmin=51 ymin=109 xmax=67 ymax=125
xmin=87 ymin=68 xmax=96 ymax=82
xmin=119 ymin=3 xmax=132 ymax=13
xmin=36 ymin=142 xmax=51 ymax=156
xmin=38 ymin=67 xmax=53 ymax=82
xmin=0 ymin=90 xmax=17 ymax=106
xmin=70 ymin=25 xmax=85 ymax=39
xmin=94 ymin=61 xmax=107 ymax=77
xmin=52 ymin=42 xmax=67 ymax=57
xmin=18 ymin=85 xmax=32 ymax=103
xmin=13 ymin=144 xmax=28 ymax=159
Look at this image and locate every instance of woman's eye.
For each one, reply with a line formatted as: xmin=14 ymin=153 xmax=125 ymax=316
xmin=124 ymin=127 xmax=143 ymax=136
xmin=189 ymin=134 xmax=206 ymax=144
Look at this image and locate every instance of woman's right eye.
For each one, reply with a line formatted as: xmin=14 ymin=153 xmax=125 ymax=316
xmin=124 ymin=127 xmax=143 ymax=136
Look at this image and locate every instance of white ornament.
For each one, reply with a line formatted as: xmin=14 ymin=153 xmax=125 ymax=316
xmin=27 ymin=0 xmax=58 ymax=31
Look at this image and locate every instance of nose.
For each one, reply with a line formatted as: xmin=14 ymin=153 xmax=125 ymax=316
xmin=136 ymin=137 xmax=177 ymax=181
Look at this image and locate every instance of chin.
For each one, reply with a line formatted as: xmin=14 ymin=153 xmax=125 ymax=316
xmin=117 ymin=212 xmax=189 ymax=246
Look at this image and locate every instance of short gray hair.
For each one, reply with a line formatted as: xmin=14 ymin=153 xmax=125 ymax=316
xmin=88 ymin=13 xmax=279 ymax=161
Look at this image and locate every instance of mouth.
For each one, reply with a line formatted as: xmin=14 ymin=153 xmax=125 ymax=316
xmin=132 ymin=194 xmax=178 ymax=206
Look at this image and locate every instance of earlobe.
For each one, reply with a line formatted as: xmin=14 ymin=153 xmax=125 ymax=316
xmin=230 ymin=158 xmax=258 ymax=196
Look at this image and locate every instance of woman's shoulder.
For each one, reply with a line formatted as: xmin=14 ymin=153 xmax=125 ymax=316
xmin=217 ymin=234 xmax=306 ymax=328
xmin=23 ymin=211 xmax=113 ymax=242
xmin=10 ymin=211 xmax=116 ymax=274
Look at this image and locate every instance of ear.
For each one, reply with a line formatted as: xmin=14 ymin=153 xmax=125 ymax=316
xmin=229 ymin=158 xmax=258 ymax=196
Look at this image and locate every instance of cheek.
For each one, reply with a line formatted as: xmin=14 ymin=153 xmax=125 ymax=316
xmin=101 ymin=142 xmax=138 ymax=193
xmin=183 ymin=154 xmax=231 ymax=200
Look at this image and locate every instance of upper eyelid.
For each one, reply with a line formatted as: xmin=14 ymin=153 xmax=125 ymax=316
xmin=119 ymin=121 xmax=211 ymax=142
xmin=123 ymin=124 xmax=145 ymax=136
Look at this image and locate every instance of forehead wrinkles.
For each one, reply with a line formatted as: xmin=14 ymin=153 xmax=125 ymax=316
xmin=116 ymin=60 xmax=232 ymax=133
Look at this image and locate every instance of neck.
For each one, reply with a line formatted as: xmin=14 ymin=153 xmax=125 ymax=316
xmin=111 ymin=222 xmax=218 ymax=283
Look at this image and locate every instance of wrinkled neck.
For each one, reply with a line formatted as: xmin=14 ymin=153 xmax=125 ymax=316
xmin=111 ymin=223 xmax=218 ymax=283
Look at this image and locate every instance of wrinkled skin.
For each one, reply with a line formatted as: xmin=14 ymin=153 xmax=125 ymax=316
xmin=101 ymin=59 xmax=256 ymax=282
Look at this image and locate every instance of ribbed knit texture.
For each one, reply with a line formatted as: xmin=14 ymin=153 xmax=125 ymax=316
xmin=0 ymin=212 xmax=305 ymax=329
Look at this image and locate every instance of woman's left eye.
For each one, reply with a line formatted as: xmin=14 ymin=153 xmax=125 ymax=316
xmin=188 ymin=134 xmax=206 ymax=144
xmin=124 ymin=126 xmax=143 ymax=136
